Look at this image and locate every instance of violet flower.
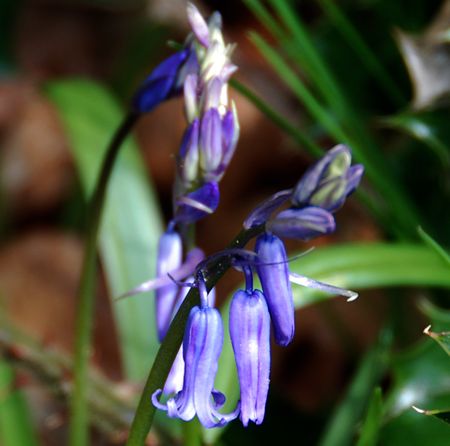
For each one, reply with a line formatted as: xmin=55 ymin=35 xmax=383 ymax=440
xmin=153 ymin=276 xmax=239 ymax=428
xmin=255 ymin=233 xmax=294 ymax=347
xmin=229 ymin=268 xmax=270 ymax=426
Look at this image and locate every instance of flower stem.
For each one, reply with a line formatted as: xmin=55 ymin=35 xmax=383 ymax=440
xmin=126 ymin=225 xmax=264 ymax=446
xmin=69 ymin=111 xmax=139 ymax=446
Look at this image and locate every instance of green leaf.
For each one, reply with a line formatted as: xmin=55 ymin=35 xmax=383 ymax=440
xmin=0 ymin=360 xmax=39 ymax=446
xmin=45 ymin=79 xmax=163 ymax=381
xmin=417 ymin=226 xmax=450 ymax=267
xmin=291 ymin=243 xmax=450 ymax=307
xmin=319 ymin=330 xmax=391 ymax=446
xmin=383 ymin=111 xmax=450 ymax=167
xmin=424 ymin=325 xmax=450 ymax=356
xmin=356 ymin=388 xmax=383 ymax=446
xmin=317 ymin=0 xmax=404 ymax=105
xmin=380 ymin=340 xmax=450 ymax=445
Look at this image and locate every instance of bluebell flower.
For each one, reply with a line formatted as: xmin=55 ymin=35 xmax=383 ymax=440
xmin=153 ymin=277 xmax=239 ymax=428
xmin=255 ymin=233 xmax=294 ymax=346
xmin=229 ymin=285 xmax=270 ymax=426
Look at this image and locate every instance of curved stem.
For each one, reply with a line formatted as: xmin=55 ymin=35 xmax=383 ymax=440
xmin=69 ymin=111 xmax=140 ymax=446
xmin=126 ymin=224 xmax=264 ymax=446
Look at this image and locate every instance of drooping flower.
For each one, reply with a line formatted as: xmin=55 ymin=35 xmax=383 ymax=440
xmin=255 ymin=233 xmax=294 ymax=347
xmin=153 ymin=276 xmax=239 ymax=428
xmin=229 ymin=282 xmax=270 ymax=426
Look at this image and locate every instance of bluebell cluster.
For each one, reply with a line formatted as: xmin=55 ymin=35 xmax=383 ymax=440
xmin=126 ymin=2 xmax=364 ymax=429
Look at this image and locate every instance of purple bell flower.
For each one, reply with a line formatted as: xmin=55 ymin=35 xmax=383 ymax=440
xmin=292 ymin=144 xmax=364 ymax=212
xmin=255 ymin=234 xmax=294 ymax=346
xmin=155 ymin=229 xmax=183 ymax=341
xmin=267 ymin=206 xmax=336 ymax=241
xmin=230 ymin=288 xmax=270 ymax=426
xmin=153 ymin=278 xmax=239 ymax=428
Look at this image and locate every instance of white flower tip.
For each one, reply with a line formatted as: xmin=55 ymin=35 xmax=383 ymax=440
xmin=346 ymin=292 xmax=359 ymax=302
xmin=423 ymin=324 xmax=432 ymax=335
xmin=412 ymin=405 xmax=426 ymax=414
xmin=187 ymin=2 xmax=210 ymax=47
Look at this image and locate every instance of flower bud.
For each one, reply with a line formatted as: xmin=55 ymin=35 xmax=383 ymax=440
xmin=267 ymin=206 xmax=335 ymax=241
xmin=133 ymin=48 xmax=194 ymax=114
xmin=175 ymin=181 xmax=220 ymax=224
xmin=200 ymin=108 xmax=223 ymax=174
xmin=187 ymin=2 xmax=210 ymax=47
xmin=178 ymin=119 xmax=200 ymax=184
xmin=184 ymin=74 xmax=199 ymax=123
xmin=292 ymin=144 xmax=364 ymax=212
xmin=255 ymin=234 xmax=294 ymax=346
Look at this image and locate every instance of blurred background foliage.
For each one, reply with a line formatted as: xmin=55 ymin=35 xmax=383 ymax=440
xmin=0 ymin=0 xmax=449 ymax=445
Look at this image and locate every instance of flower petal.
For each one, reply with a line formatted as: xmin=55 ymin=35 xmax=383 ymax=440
xmin=255 ymin=234 xmax=294 ymax=346
xmin=175 ymin=182 xmax=220 ymax=223
xmin=230 ymin=289 xmax=270 ymax=426
xmin=267 ymin=206 xmax=336 ymax=241
xmin=243 ymin=189 xmax=293 ymax=229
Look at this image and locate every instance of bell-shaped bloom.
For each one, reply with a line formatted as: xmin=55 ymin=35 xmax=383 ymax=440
xmin=132 ymin=48 xmax=198 ymax=114
xmin=155 ymin=229 xmax=183 ymax=341
xmin=229 ymin=289 xmax=271 ymax=426
xmin=255 ymin=234 xmax=294 ymax=346
xmin=267 ymin=206 xmax=336 ymax=241
xmin=153 ymin=300 xmax=239 ymax=428
xmin=292 ymin=144 xmax=364 ymax=212
xmin=175 ymin=181 xmax=220 ymax=223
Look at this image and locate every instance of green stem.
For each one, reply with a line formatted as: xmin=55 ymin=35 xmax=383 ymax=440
xmin=69 ymin=111 xmax=139 ymax=446
xmin=126 ymin=225 xmax=264 ymax=446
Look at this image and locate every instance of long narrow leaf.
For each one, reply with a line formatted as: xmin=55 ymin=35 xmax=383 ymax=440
xmin=319 ymin=330 xmax=391 ymax=446
xmin=0 ymin=360 xmax=39 ymax=446
xmin=46 ymin=80 xmax=163 ymax=380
